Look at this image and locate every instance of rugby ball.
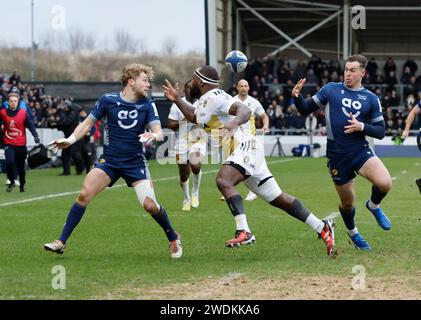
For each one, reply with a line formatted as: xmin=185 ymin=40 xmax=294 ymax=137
xmin=225 ymin=50 xmax=248 ymax=73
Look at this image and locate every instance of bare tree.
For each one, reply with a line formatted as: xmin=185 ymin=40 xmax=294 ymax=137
xmin=67 ymin=29 xmax=86 ymax=53
xmin=162 ymin=37 xmax=177 ymax=55
xmin=114 ymin=28 xmax=139 ymax=54
xmin=84 ymin=33 xmax=96 ymax=51
xmin=40 ymin=31 xmax=67 ymax=52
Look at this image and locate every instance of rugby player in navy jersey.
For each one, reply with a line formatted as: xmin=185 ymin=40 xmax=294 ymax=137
xmin=292 ymin=54 xmax=392 ymax=250
xmin=44 ymin=63 xmax=182 ymax=258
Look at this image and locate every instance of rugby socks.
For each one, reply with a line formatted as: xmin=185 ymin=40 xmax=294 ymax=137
xmin=284 ymin=199 xmax=311 ymax=222
xmin=192 ymin=170 xmax=202 ymax=195
xmin=234 ymin=215 xmax=251 ymax=233
xmin=339 ymin=206 xmax=356 ymax=234
xmin=369 ymin=185 xmax=388 ymax=209
xmin=180 ymin=179 xmax=190 ymax=200
xmin=226 ymin=194 xmax=251 ymax=233
xmin=305 ymin=213 xmax=325 ymax=234
xmin=59 ymin=202 xmax=86 ymax=243
xmin=151 ymin=205 xmax=178 ymax=241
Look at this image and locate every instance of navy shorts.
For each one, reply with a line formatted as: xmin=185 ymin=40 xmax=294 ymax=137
xmin=327 ymin=144 xmax=375 ymax=185
xmin=95 ymin=158 xmax=151 ymax=187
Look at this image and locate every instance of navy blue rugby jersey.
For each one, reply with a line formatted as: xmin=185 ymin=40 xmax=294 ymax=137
xmin=89 ymin=92 xmax=160 ymax=163
xmin=312 ymin=82 xmax=384 ymax=153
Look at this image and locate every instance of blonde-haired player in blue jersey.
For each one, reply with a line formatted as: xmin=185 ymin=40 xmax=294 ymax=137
xmin=163 ymin=65 xmax=337 ymax=257
xmin=44 ymin=63 xmax=182 ymax=258
xmin=292 ymin=54 xmax=392 ymax=251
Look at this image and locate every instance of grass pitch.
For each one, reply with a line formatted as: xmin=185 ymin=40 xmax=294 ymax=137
xmin=0 ymin=157 xmax=420 ymax=299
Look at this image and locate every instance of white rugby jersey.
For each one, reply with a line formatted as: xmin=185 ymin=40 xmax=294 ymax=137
xmin=194 ymin=88 xmax=250 ymax=155
xmin=233 ymin=94 xmax=265 ymax=136
xmin=168 ymin=97 xmax=200 ymax=146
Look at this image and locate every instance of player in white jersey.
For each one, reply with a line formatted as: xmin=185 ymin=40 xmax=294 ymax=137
xmin=163 ymin=65 xmax=337 ymax=257
xmin=167 ymin=81 xmax=205 ymax=211
xmin=234 ymin=79 xmax=269 ymax=201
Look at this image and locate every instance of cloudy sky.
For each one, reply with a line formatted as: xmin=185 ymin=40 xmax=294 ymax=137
xmin=0 ymin=0 xmax=206 ymax=54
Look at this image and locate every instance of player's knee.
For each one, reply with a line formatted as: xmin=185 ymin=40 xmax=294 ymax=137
xmin=270 ymin=192 xmax=294 ymax=209
xmin=216 ymin=175 xmax=231 ymax=191
xmin=340 ymin=201 xmax=354 ymax=211
xmin=77 ymin=187 xmax=93 ymax=206
xmin=143 ymin=197 xmax=159 ymax=214
xmin=378 ymin=179 xmax=392 ymax=193
xmin=190 ymin=163 xmax=201 ymax=175
xmin=179 ymin=172 xmax=189 ymax=182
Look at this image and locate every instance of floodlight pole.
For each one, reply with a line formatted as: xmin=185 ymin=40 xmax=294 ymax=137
xmin=31 ymin=0 xmax=35 ymax=81
xmin=343 ymin=0 xmax=350 ymax=60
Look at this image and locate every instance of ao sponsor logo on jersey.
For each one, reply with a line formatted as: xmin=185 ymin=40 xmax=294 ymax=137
xmin=341 ymin=98 xmax=361 ymax=118
xmin=117 ymin=109 xmax=138 ymax=129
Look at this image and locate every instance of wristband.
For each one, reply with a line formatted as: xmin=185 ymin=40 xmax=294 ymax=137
xmin=67 ymin=134 xmax=77 ymax=145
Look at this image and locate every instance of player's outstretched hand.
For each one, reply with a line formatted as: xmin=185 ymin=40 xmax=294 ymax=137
xmin=162 ymin=79 xmax=180 ymax=102
xmin=401 ymin=129 xmax=410 ymax=140
xmin=292 ymin=78 xmax=306 ymax=98
xmin=344 ymin=114 xmax=364 ymax=134
xmin=138 ymin=132 xmax=158 ymax=144
xmin=47 ymin=138 xmax=71 ymax=153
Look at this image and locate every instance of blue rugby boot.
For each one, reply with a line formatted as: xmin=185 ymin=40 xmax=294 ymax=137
xmin=349 ymin=233 xmax=371 ymax=251
xmin=365 ymin=200 xmax=392 ymax=231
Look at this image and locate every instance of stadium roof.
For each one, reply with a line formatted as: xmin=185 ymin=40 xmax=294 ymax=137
xmin=230 ymin=0 xmax=421 ymax=60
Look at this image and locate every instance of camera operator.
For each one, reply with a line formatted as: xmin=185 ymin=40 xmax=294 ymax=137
xmin=48 ymin=99 xmax=85 ymax=175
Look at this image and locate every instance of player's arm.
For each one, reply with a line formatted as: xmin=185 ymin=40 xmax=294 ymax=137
xmin=167 ymin=104 xmax=181 ymax=131
xmin=228 ymin=101 xmax=252 ymax=126
xmin=292 ymin=78 xmax=320 ymax=116
xmin=162 ymin=80 xmax=197 ymax=123
xmin=48 ymin=116 xmax=96 ymax=150
xmin=24 ymin=111 xmax=40 ymax=144
xmin=259 ymin=112 xmax=270 ymax=133
xmin=139 ymin=123 xmax=164 ymax=144
xmin=402 ymin=105 xmax=420 ymax=139
xmin=344 ymin=114 xmax=385 ymax=139
xmin=167 ymin=119 xmax=179 ymax=131
xmin=220 ymin=101 xmax=251 ymax=138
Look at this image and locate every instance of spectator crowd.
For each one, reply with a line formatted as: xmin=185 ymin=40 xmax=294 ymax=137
xmin=226 ymin=54 xmax=421 ymax=136
xmin=0 ymin=72 xmax=100 ymax=175
xmin=1 ymin=55 xmax=421 ymax=138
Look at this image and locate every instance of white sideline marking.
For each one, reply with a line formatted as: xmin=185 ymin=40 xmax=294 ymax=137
xmin=0 ymin=158 xmax=299 ymax=208
xmin=392 ymin=177 xmax=398 ymax=181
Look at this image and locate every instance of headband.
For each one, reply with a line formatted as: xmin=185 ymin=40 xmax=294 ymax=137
xmin=194 ymin=68 xmax=219 ymax=85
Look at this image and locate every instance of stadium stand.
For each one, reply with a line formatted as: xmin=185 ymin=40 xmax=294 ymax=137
xmin=1 ymin=57 xmax=421 ymax=138
xmin=225 ymin=55 xmax=421 ymax=136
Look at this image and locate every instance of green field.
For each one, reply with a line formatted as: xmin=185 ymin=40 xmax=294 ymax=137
xmin=0 ymin=157 xmax=420 ymax=299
